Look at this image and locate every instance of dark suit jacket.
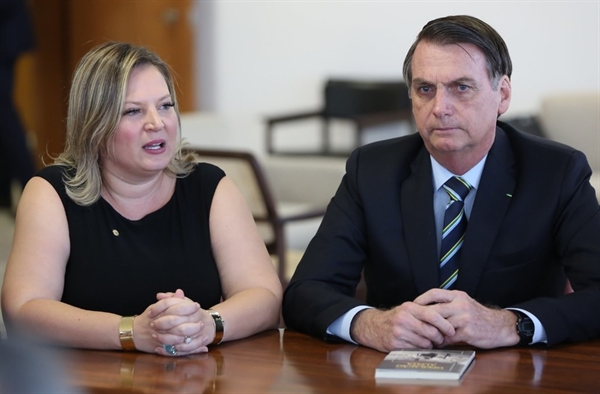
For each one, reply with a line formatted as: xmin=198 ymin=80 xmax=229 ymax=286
xmin=282 ymin=121 xmax=600 ymax=346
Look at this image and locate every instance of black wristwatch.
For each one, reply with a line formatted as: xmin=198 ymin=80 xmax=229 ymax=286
xmin=511 ymin=310 xmax=534 ymax=346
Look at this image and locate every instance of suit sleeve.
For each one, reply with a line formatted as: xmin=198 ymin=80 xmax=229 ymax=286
xmin=282 ymin=149 xmax=370 ymax=340
xmin=513 ymin=150 xmax=600 ymax=345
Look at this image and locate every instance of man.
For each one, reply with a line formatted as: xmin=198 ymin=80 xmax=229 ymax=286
xmin=282 ymin=15 xmax=600 ymax=352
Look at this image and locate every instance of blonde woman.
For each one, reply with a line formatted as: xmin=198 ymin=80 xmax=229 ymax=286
xmin=1 ymin=42 xmax=282 ymax=356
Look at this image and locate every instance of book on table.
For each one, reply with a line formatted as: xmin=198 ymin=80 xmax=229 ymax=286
xmin=375 ymin=349 xmax=475 ymax=381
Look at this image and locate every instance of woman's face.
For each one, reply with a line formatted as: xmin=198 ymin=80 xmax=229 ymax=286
xmin=101 ymin=64 xmax=178 ymax=181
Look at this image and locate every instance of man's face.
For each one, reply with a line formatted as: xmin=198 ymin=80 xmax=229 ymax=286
xmin=410 ymin=41 xmax=511 ymax=167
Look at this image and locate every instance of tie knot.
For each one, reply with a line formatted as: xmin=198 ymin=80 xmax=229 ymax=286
xmin=443 ymin=176 xmax=471 ymax=202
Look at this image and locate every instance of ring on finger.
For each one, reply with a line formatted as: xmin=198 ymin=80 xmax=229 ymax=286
xmin=184 ymin=336 xmax=192 ymax=344
xmin=163 ymin=344 xmax=177 ymax=356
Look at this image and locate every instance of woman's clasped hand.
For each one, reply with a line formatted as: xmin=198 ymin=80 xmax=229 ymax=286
xmin=124 ymin=289 xmax=215 ymax=356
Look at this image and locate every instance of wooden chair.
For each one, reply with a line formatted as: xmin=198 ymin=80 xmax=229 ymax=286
xmin=188 ymin=148 xmax=328 ymax=285
xmin=265 ymin=79 xmax=414 ymax=156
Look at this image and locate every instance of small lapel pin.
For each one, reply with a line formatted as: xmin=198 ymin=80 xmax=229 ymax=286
xmin=506 ymin=193 xmax=513 ymax=198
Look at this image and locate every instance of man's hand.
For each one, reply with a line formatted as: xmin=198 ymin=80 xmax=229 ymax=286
xmin=414 ymin=289 xmax=520 ymax=348
xmin=349 ymin=302 xmax=456 ymax=352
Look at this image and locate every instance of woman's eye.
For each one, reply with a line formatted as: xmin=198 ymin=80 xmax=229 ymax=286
xmin=161 ymin=102 xmax=175 ymax=110
xmin=123 ymin=108 xmax=140 ymax=116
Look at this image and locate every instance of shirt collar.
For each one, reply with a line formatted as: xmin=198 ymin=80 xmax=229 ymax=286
xmin=430 ymin=155 xmax=487 ymax=191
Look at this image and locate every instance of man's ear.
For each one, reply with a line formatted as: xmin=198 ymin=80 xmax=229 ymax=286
xmin=497 ymin=75 xmax=511 ymax=116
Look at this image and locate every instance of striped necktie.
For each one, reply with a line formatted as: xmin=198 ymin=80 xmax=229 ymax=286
xmin=439 ymin=176 xmax=472 ymax=290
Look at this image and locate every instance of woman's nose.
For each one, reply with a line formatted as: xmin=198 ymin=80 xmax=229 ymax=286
xmin=144 ymin=109 xmax=163 ymax=130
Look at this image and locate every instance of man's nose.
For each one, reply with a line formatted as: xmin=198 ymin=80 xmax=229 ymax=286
xmin=431 ymin=89 xmax=453 ymax=117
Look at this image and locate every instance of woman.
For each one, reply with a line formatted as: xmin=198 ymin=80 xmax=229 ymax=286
xmin=1 ymin=42 xmax=282 ymax=356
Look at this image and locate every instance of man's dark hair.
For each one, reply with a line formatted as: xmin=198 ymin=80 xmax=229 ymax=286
xmin=402 ymin=15 xmax=512 ymax=90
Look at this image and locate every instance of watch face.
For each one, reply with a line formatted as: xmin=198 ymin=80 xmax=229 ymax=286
xmin=516 ymin=313 xmax=535 ymax=346
xmin=519 ymin=318 xmax=535 ymax=337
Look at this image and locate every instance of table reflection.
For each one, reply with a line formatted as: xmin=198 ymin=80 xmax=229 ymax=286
xmin=53 ymin=330 xmax=600 ymax=393
xmin=61 ymin=330 xmax=284 ymax=393
xmin=284 ymin=337 xmax=558 ymax=393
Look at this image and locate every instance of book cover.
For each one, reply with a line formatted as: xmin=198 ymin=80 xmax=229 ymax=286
xmin=375 ymin=349 xmax=475 ymax=381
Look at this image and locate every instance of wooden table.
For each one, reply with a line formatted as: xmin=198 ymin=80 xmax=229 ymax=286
xmin=53 ymin=329 xmax=600 ymax=393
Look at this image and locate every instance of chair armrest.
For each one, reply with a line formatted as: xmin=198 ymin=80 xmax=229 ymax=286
xmin=351 ymin=109 xmax=413 ymax=128
xmin=265 ymin=110 xmax=327 ymax=154
xmin=271 ymin=201 xmax=329 ymax=251
xmin=265 ymin=110 xmax=324 ymax=126
xmin=276 ymin=203 xmax=327 ymax=224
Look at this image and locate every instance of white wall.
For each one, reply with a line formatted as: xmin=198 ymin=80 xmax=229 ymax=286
xmin=189 ymin=1 xmax=599 ymax=156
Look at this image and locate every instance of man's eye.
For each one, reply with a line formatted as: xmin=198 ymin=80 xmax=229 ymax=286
xmin=457 ymin=85 xmax=469 ymax=91
xmin=419 ymin=86 xmax=432 ymax=93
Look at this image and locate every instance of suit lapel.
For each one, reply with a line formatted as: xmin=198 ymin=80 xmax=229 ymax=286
xmin=457 ymin=128 xmax=516 ymax=294
xmin=401 ymin=148 xmax=439 ymax=293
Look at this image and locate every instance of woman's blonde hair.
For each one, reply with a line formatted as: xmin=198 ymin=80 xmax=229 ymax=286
xmin=55 ymin=41 xmax=198 ymax=206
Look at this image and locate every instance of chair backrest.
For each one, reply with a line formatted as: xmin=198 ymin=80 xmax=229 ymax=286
xmin=188 ymin=148 xmax=278 ymax=247
xmin=323 ymin=79 xmax=411 ymax=118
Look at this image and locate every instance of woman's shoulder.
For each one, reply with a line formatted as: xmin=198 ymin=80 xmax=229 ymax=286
xmin=175 ymin=162 xmax=226 ymax=197
xmin=16 ymin=166 xmax=75 ymax=215
xmin=36 ymin=165 xmax=72 ymax=188
xmin=173 ymin=163 xmax=226 ymax=209
xmin=185 ymin=162 xmax=226 ymax=183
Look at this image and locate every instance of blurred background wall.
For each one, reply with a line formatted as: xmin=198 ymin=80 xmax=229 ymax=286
xmin=15 ymin=0 xmax=599 ymax=163
xmin=193 ymin=1 xmax=599 ymax=154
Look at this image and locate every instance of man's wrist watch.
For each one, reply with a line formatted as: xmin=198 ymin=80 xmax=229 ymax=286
xmin=511 ymin=310 xmax=534 ymax=346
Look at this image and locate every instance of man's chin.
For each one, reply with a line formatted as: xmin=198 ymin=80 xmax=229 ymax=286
xmin=427 ymin=136 xmax=467 ymax=153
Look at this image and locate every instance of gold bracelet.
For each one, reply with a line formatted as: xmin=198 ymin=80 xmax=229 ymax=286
xmin=209 ymin=311 xmax=224 ymax=345
xmin=119 ymin=316 xmax=136 ymax=350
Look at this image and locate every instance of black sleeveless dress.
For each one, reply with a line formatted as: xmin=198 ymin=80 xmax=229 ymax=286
xmin=37 ymin=163 xmax=225 ymax=316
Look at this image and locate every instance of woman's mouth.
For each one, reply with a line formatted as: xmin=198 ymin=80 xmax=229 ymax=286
xmin=143 ymin=142 xmax=165 ymax=150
